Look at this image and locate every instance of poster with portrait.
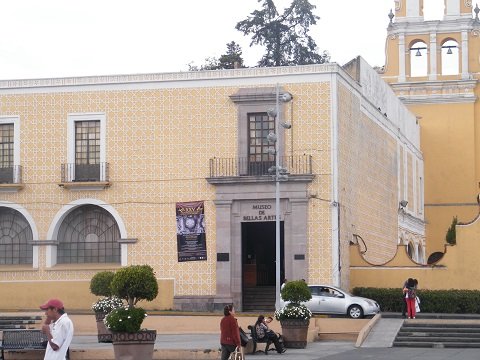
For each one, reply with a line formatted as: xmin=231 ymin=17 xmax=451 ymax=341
xmin=176 ymin=201 xmax=207 ymax=262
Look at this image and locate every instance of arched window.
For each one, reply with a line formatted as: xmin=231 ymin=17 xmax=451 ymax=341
xmin=57 ymin=205 xmax=121 ymax=264
xmin=407 ymin=241 xmax=415 ymax=260
xmin=441 ymin=39 xmax=459 ymax=75
xmin=0 ymin=207 xmax=33 ymax=264
xmin=410 ymin=41 xmax=428 ymax=77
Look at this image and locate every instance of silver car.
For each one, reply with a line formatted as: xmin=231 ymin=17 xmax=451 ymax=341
xmin=281 ymin=284 xmax=380 ymax=319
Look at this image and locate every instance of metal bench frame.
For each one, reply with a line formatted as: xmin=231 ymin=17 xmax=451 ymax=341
xmin=247 ymin=325 xmax=273 ymax=354
xmin=0 ymin=329 xmax=48 ymax=360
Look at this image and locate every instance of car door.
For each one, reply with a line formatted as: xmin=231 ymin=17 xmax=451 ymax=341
xmin=321 ymin=287 xmax=348 ymax=314
xmin=305 ymin=286 xmax=323 ymax=313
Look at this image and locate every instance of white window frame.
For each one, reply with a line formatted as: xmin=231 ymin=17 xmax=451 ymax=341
xmin=67 ymin=113 xmax=106 ymax=181
xmin=0 ymin=116 xmax=20 ymax=182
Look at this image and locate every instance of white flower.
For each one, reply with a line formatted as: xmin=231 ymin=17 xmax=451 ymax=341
xmin=274 ymin=304 xmax=312 ymax=320
xmin=92 ymin=296 xmax=124 ymax=313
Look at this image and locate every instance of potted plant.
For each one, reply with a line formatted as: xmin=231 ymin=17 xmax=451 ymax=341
xmin=274 ymin=280 xmax=312 ymax=348
xmin=105 ymin=265 xmax=159 ymax=360
xmin=90 ymin=271 xmax=123 ymax=343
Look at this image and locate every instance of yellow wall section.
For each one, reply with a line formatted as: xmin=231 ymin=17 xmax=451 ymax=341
xmin=350 ymin=209 xmax=480 ymax=290
xmin=337 ymin=84 xmax=398 ymax=267
xmin=0 ymin=279 xmax=173 ymax=310
xmin=411 ymin=102 xmax=477 ymax=254
xmin=0 ymin=81 xmax=338 ymax=309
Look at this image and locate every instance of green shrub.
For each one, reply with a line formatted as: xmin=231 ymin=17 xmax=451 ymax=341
xmin=446 ymin=216 xmax=458 ymax=245
xmin=106 ymin=265 xmax=159 ymax=333
xmin=280 ymin=280 xmax=312 ymax=305
xmin=353 ymin=287 xmax=480 ymax=313
xmin=90 ymin=271 xmax=115 ymax=297
xmin=276 ymin=280 xmax=313 ymax=321
xmin=104 ymin=307 xmax=146 ymax=333
xmin=110 ymin=265 xmax=159 ymax=308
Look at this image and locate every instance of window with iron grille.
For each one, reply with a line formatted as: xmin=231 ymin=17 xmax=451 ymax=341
xmin=0 ymin=124 xmax=14 ymax=168
xmin=75 ymin=121 xmax=100 ymax=165
xmin=57 ymin=205 xmax=121 ymax=264
xmin=248 ymin=113 xmax=274 ymax=175
xmin=0 ymin=207 xmax=33 ymax=265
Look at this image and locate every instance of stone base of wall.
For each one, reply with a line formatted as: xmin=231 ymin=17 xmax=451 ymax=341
xmin=174 ymin=296 xmax=221 ymax=312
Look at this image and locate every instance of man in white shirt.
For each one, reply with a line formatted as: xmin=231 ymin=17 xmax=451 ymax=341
xmin=40 ymin=298 xmax=74 ymax=360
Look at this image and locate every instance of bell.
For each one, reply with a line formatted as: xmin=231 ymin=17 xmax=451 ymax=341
xmin=415 ymin=49 xmax=422 ymax=57
xmin=447 ymin=47 xmax=453 ymax=55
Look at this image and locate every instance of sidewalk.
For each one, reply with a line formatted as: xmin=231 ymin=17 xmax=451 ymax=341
xmin=68 ymin=334 xmax=357 ymax=360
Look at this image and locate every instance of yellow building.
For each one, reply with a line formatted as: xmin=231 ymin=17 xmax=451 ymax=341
xmin=382 ymin=0 xmax=479 ymax=259
xmin=0 ymin=61 xmax=423 ymax=311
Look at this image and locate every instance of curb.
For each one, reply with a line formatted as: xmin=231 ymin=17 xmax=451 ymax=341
xmin=355 ymin=313 xmax=381 ymax=347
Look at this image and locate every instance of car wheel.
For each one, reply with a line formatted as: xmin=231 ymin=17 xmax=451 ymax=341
xmin=348 ymin=305 xmax=364 ymax=319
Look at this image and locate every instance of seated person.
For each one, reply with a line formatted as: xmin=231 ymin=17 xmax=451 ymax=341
xmin=255 ymin=315 xmax=286 ymax=354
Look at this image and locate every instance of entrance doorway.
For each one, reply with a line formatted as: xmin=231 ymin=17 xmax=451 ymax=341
xmin=242 ymin=221 xmax=284 ymax=311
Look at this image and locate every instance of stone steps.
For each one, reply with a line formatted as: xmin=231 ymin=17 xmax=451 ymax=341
xmin=393 ymin=320 xmax=480 ymax=348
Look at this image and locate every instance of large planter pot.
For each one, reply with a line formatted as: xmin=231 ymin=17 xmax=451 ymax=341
xmin=95 ymin=312 xmax=112 ymax=343
xmin=112 ymin=329 xmax=157 ymax=360
xmin=280 ymin=319 xmax=309 ymax=349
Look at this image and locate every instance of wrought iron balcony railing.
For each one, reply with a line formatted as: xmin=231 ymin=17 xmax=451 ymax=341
xmin=61 ymin=162 xmax=109 ymax=183
xmin=0 ymin=165 xmax=22 ymax=184
xmin=209 ymin=155 xmax=312 ymax=178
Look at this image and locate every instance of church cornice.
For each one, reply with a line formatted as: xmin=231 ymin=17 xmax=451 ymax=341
xmin=390 ymin=78 xmax=477 ymax=104
xmin=388 ymin=18 xmax=478 ymax=36
xmin=0 ymin=64 xmax=340 ymax=92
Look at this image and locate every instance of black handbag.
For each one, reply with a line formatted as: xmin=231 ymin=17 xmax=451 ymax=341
xmin=239 ymin=327 xmax=249 ymax=346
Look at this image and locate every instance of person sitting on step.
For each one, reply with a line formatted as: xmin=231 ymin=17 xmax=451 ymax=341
xmin=255 ymin=315 xmax=286 ymax=354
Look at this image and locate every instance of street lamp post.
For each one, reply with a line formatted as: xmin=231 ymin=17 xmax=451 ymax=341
xmin=267 ymin=85 xmax=292 ymax=310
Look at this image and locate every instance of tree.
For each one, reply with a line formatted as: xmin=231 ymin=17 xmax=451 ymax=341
xmin=188 ymin=41 xmax=245 ymax=71
xmin=445 ymin=216 xmax=458 ymax=245
xmin=236 ymin=0 xmax=329 ymax=67
xmin=218 ymin=41 xmax=245 ymax=69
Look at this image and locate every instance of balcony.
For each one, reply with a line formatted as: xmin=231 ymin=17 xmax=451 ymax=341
xmin=207 ymin=155 xmax=313 ymax=184
xmin=0 ymin=165 xmax=24 ymax=192
xmin=59 ymin=163 xmax=110 ymax=190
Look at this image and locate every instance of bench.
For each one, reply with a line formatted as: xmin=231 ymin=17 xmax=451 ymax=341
xmin=247 ymin=325 xmax=272 ymax=354
xmin=0 ymin=329 xmax=48 ymax=360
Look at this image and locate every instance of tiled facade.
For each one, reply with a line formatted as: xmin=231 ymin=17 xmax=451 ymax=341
xmin=0 ymin=63 xmax=424 ymax=310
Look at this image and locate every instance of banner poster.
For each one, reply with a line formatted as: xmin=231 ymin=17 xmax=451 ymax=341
xmin=176 ymin=201 xmax=207 ymax=262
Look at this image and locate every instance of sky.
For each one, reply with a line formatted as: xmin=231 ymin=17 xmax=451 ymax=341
xmin=0 ymin=0 xmax=447 ymax=80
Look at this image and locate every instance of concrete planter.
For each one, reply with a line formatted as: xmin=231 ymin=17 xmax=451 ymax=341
xmin=280 ymin=319 xmax=309 ymax=348
xmin=112 ymin=329 xmax=157 ymax=360
xmin=95 ymin=312 xmax=113 ymax=343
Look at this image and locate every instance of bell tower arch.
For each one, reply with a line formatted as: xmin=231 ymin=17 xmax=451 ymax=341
xmin=385 ymin=0 xmax=476 ymax=82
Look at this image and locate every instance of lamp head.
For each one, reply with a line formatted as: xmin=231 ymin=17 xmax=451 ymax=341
xmin=266 ymin=132 xmax=277 ymax=143
xmin=267 ymin=108 xmax=277 ymax=118
xmin=399 ymin=200 xmax=408 ymax=208
xmin=281 ymin=122 xmax=292 ymax=129
xmin=280 ymin=92 xmax=293 ymax=103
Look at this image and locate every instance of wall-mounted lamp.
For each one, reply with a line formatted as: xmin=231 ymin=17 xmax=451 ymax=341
xmin=268 ymin=85 xmax=293 ymax=311
xmin=267 ymin=132 xmax=277 ymax=143
xmin=399 ymin=200 xmax=408 ymax=209
xmin=280 ymin=92 xmax=293 ymax=103
xmin=267 ymin=108 xmax=277 ymax=118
